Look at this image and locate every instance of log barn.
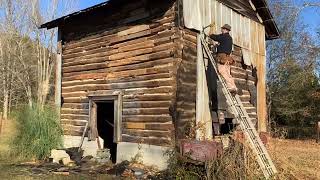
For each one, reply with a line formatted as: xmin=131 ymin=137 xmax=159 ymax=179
xmin=41 ymin=0 xmax=279 ymax=169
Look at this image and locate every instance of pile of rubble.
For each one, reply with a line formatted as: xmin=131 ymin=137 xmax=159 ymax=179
xmin=20 ymin=147 xmax=160 ymax=179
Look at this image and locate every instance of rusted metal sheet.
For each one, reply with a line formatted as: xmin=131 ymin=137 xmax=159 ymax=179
xmin=180 ymin=139 xmax=223 ymax=162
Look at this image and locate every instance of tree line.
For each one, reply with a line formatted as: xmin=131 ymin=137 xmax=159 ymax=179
xmin=0 ymin=0 xmax=78 ymax=119
xmin=267 ymin=0 xmax=320 ymax=131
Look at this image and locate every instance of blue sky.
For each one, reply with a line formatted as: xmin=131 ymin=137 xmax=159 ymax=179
xmin=79 ymin=0 xmax=106 ymax=9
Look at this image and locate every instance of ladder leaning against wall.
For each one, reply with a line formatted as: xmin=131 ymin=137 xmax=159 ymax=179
xmin=200 ymin=33 xmax=277 ymax=179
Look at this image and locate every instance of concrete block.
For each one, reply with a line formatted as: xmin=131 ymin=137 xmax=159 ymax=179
xmin=50 ymin=149 xmax=70 ymax=164
xmin=63 ymin=135 xmax=103 ymax=157
xmin=117 ymin=142 xmax=170 ymax=170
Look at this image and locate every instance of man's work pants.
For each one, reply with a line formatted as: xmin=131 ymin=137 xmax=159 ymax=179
xmin=218 ymin=64 xmax=237 ymax=90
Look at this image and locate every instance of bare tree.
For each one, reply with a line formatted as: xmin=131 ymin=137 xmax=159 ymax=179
xmin=0 ymin=0 xmax=79 ymax=119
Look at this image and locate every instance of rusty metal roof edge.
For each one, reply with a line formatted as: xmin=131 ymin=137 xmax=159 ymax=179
xmin=40 ymin=1 xmax=110 ymax=29
xmin=252 ymin=0 xmax=280 ymax=39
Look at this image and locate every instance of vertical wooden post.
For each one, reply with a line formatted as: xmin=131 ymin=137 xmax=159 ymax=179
xmin=196 ymin=34 xmax=213 ymax=140
xmin=88 ymin=100 xmax=98 ymax=141
xmin=257 ymin=55 xmax=267 ymax=132
xmin=55 ymin=28 xmax=62 ymax=118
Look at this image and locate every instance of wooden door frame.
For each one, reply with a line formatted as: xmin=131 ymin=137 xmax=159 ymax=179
xmin=88 ymin=91 xmax=123 ymax=143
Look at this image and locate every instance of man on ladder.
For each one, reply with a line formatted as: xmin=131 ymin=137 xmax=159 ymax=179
xmin=209 ymin=24 xmax=237 ymax=94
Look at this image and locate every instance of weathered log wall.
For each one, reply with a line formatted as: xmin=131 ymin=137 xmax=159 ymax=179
xmin=60 ymin=0 xmax=177 ymax=146
xmin=231 ymin=46 xmax=258 ymax=124
xmin=59 ymin=0 xmax=260 ymax=145
xmin=175 ymin=29 xmax=197 ymax=139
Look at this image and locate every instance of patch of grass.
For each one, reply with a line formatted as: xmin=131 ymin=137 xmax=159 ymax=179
xmin=11 ymin=104 xmax=63 ymax=160
xmin=269 ymin=138 xmax=320 ymax=179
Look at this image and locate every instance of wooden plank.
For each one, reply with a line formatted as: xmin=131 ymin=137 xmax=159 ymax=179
xmin=61 ymin=108 xmax=89 ymax=115
xmin=62 ymin=103 xmax=89 ymax=109
xmin=123 ymin=94 xmax=173 ymax=101
xmin=122 ymin=115 xmax=172 ymax=123
xmin=121 ymin=135 xmax=171 ymax=146
xmin=123 ymin=101 xmax=171 ymax=108
xmin=62 ymin=73 xmax=171 ymax=88
xmin=62 ymin=78 xmax=174 ymax=93
xmin=61 ymin=119 xmax=87 ymax=126
xmin=123 ymin=108 xmax=170 ymax=115
xmin=124 ymin=122 xmax=146 ymax=129
xmin=55 ymin=29 xmax=62 ymax=112
xmin=62 ymin=58 xmax=175 ymax=79
xmin=257 ymin=55 xmax=267 ymax=132
xmin=122 ymin=129 xmax=171 ymax=138
xmin=61 ymin=114 xmax=89 ymax=121
xmin=117 ymin=25 xmax=150 ymax=36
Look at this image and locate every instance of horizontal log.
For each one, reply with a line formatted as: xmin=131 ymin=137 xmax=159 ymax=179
xmin=117 ymin=25 xmax=150 ymax=36
xmin=61 ymin=119 xmax=87 ymax=127
xmin=61 ymin=114 xmax=89 ymax=121
xmin=121 ymin=135 xmax=171 ymax=146
xmin=63 ymin=28 xmax=172 ymax=62
xmin=123 ymin=108 xmax=170 ymax=115
xmin=109 ymin=29 xmax=152 ymax=45
xmin=239 ymin=95 xmax=251 ymax=102
xmin=123 ymin=86 xmax=173 ymax=95
xmin=62 ymin=58 xmax=175 ymax=79
xmin=62 ymin=92 xmax=88 ymax=98
xmin=123 ymin=94 xmax=173 ymax=101
xmin=63 ymin=129 xmax=83 ymax=136
xmin=122 ymin=129 xmax=171 ymax=138
xmin=63 ymin=50 xmax=173 ymax=77
xmin=122 ymin=115 xmax=172 ymax=123
xmin=123 ymin=122 xmax=174 ymax=131
xmin=244 ymin=107 xmax=257 ymax=114
xmin=123 ymin=101 xmax=171 ymax=108
xmin=61 ymin=108 xmax=89 ymax=115
xmin=64 ymin=16 xmax=173 ymax=52
xmin=62 ymin=103 xmax=89 ymax=109
xmin=62 ymin=124 xmax=84 ymax=135
xmin=62 ymin=78 xmax=174 ymax=93
xmin=183 ymin=33 xmax=197 ymax=44
xmin=62 ymin=72 xmax=172 ymax=88
xmin=63 ymin=97 xmax=89 ymax=103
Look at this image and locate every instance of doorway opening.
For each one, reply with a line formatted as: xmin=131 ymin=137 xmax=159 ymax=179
xmin=96 ymin=101 xmax=117 ymax=163
xmin=220 ymin=118 xmax=235 ymax=135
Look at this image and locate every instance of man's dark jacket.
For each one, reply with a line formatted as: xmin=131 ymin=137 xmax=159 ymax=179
xmin=209 ymin=33 xmax=233 ymax=55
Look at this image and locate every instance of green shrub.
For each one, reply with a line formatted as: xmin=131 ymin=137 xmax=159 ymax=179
xmin=12 ymin=104 xmax=63 ymax=159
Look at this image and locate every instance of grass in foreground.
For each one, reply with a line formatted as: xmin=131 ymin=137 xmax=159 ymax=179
xmin=0 ymin=118 xmax=113 ymax=180
xmin=269 ymin=138 xmax=320 ymax=179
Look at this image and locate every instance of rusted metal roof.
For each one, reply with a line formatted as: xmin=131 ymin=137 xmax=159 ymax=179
xmin=40 ymin=0 xmax=279 ymax=40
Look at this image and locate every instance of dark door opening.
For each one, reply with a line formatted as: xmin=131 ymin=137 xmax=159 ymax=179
xmin=220 ymin=118 xmax=235 ymax=134
xmin=96 ymin=101 xmax=117 ymax=163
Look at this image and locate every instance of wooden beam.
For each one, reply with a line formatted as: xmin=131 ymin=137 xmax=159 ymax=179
xmin=55 ymin=29 xmax=62 ymax=115
xmin=257 ymin=55 xmax=267 ymax=132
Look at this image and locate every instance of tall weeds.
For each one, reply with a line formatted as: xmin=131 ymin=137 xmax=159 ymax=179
xmin=12 ymin=104 xmax=63 ymax=160
xmin=155 ymin=139 xmax=264 ymax=180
